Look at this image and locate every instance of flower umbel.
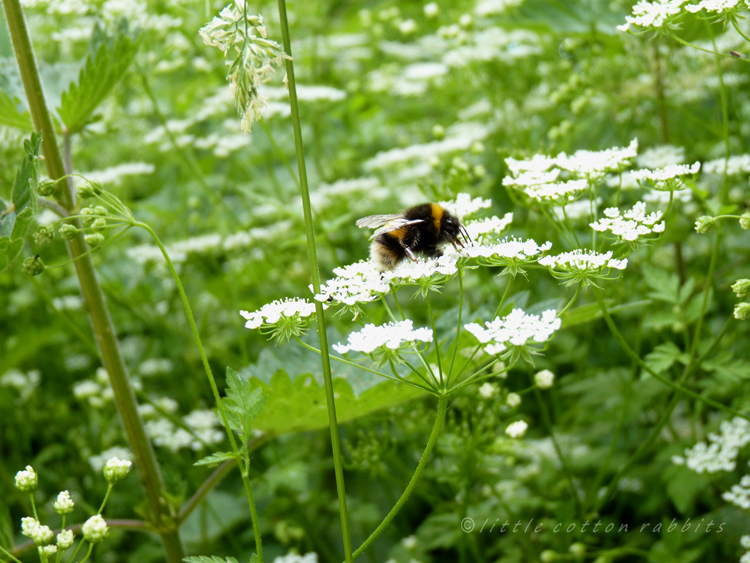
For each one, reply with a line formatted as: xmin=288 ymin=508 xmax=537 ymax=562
xmin=241 ymin=298 xmax=319 ymax=341
xmin=53 ymin=490 xmax=75 ymax=514
xmin=333 ymin=320 xmax=433 ymax=359
xmin=538 ymin=249 xmax=627 ymax=287
xmin=81 ymin=515 xmax=109 ymax=543
xmin=103 ymin=457 xmax=132 ymax=484
xmin=15 ymin=465 xmax=38 ymax=492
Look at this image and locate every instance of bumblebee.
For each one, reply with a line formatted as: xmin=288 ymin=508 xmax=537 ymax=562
xmin=356 ymin=203 xmax=470 ymax=270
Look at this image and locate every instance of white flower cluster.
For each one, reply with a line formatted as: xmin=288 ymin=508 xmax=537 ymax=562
xmin=686 ymin=0 xmax=745 ymax=13
xmin=315 ymin=261 xmax=389 ymax=306
xmin=465 ymin=309 xmax=561 ymax=355
xmin=463 ymin=213 xmax=514 ymax=240
xmin=15 ymin=465 xmax=37 ymax=492
xmin=479 ymin=382 xmax=498 ymax=398
xmin=523 ymin=179 xmax=588 ymax=202
xmin=241 ymin=298 xmax=317 ymax=329
xmin=81 ymin=514 xmax=109 ymax=543
xmin=439 ymin=192 xmax=493 ymax=219
xmin=464 ymin=237 xmax=552 ymax=260
xmin=673 ymin=417 xmax=750 ymax=473
xmin=199 ymin=4 xmax=289 ymax=132
xmin=89 ymin=447 xmax=133 ymax=472
xmin=590 ymin=202 xmax=665 ymax=242
xmin=144 ymin=408 xmax=225 ymax=452
xmin=703 ymin=154 xmax=750 ymax=175
xmin=383 ymin=252 xmax=460 ymax=283
xmin=54 ymin=491 xmax=75 ymax=514
xmin=503 ymin=169 xmax=560 ymax=188
xmin=617 ymin=0 xmax=688 ymax=32
xmin=723 ymin=473 xmax=750 ymax=509
xmin=272 ymin=553 xmax=318 ymax=563
xmin=630 ymin=162 xmax=700 ymax=187
xmin=637 ymin=145 xmax=686 ymax=169
xmin=506 ymin=420 xmax=528 ymax=438
xmin=539 ymin=249 xmax=628 ymax=273
xmin=21 ymin=517 xmax=54 ymax=546
xmin=333 ymin=320 xmax=433 ymax=354
xmin=556 ymin=139 xmax=639 ymax=177
xmin=103 ymin=457 xmax=132 ymax=484
xmin=534 ymin=369 xmax=555 ymax=388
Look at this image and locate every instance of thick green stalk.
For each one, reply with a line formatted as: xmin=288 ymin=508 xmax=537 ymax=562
xmin=349 ymin=395 xmax=448 ymax=561
xmin=135 ymin=222 xmax=263 ymax=562
xmin=2 ymin=2 xmax=185 ymax=560
xmin=276 ymin=2 xmax=353 ymax=560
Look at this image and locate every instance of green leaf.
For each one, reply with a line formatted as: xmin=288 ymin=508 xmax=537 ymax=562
xmin=58 ymin=21 xmax=140 ymax=133
xmin=183 ymin=557 xmax=239 ymax=563
xmin=644 ymin=342 xmax=687 ymax=374
xmin=643 ymin=264 xmax=680 ymax=304
xmin=662 ymin=465 xmax=711 ymax=514
xmin=193 ymin=451 xmax=237 ymax=467
xmin=247 ymin=369 xmax=424 ymax=435
xmin=0 ymin=90 xmax=33 ymax=130
xmin=0 ymin=237 xmax=10 ymax=270
xmin=223 ymin=367 xmax=266 ymax=439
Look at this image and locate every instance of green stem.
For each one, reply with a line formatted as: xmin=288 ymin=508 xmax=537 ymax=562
xmin=557 ymin=284 xmax=581 ymax=317
xmin=447 ymin=268 xmax=464 ymax=383
xmin=77 ymin=543 xmax=94 ymax=563
xmin=97 ymin=484 xmax=113 ymax=514
xmin=348 ymin=395 xmax=448 ymax=562
xmin=0 ymin=544 xmax=24 ymax=563
xmin=276 ymin=3 xmax=353 ymax=560
xmin=669 ymin=32 xmax=750 ymax=63
xmin=425 ymin=292 xmax=444 ymax=388
xmin=707 ymin=22 xmax=731 ymax=204
xmin=1 ymin=6 xmax=186 ymax=559
xmin=133 ymin=222 xmax=263 ymax=562
xmin=732 ymin=18 xmax=750 ymax=44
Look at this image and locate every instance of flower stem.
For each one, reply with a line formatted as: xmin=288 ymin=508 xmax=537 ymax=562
xmin=133 ymin=222 xmax=263 ymax=562
xmin=1 ymin=2 xmax=185 ymax=560
xmin=447 ymin=268 xmax=464 ymax=383
xmin=276 ymin=2 xmax=353 ymax=560
xmin=97 ymin=484 xmax=113 ymax=515
xmin=348 ymin=395 xmax=448 ymax=562
xmin=707 ymin=22 xmax=731 ymax=203
xmin=425 ymin=292 xmax=444 ymax=388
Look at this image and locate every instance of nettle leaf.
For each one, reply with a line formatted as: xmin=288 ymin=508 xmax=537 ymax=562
xmin=0 ymin=91 xmax=33 ymax=130
xmin=58 ymin=21 xmax=140 ymax=133
xmin=193 ymin=451 xmax=237 ymax=467
xmin=223 ymin=367 xmax=266 ymax=439
xmin=184 ymin=556 xmax=240 ymax=563
xmin=644 ymin=342 xmax=687 ymax=374
xmin=247 ymin=369 xmax=423 ymax=435
xmin=0 ymin=133 xmax=41 ymax=270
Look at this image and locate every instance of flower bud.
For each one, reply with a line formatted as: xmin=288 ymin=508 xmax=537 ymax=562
xmin=57 ymin=529 xmax=75 ymax=550
xmin=34 ymin=226 xmax=54 ymax=245
xmin=38 ymin=545 xmax=57 ymax=557
xmin=37 ymin=179 xmax=56 ymax=197
xmin=506 ymin=392 xmax=521 ymax=408
xmin=740 ymin=213 xmax=750 ymax=230
xmin=733 ymin=279 xmax=750 ymax=298
xmin=60 ymin=224 xmax=79 ymax=241
xmin=22 ymin=256 xmax=45 ymax=276
xmin=103 ymin=457 xmax=132 ymax=484
xmin=569 ymin=543 xmax=586 ymax=556
xmin=15 ymin=465 xmax=38 ymax=492
xmin=541 ymin=550 xmax=558 ymax=562
xmin=423 ymin=2 xmax=439 ymax=18
xmin=77 ymin=181 xmax=102 ymax=200
xmin=694 ymin=216 xmax=715 ymax=233
xmin=81 ymin=515 xmax=109 ymax=543
xmin=534 ymin=369 xmax=555 ymax=389
xmin=91 ymin=217 xmax=107 ymax=230
xmin=734 ymin=302 xmax=750 ymax=321
xmin=85 ymin=233 xmax=105 ymax=248
xmin=54 ymin=490 xmax=75 ymax=514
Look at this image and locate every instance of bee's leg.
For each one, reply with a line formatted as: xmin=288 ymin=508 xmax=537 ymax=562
xmin=423 ymin=246 xmax=443 ymax=259
xmin=401 ymin=244 xmax=418 ymax=262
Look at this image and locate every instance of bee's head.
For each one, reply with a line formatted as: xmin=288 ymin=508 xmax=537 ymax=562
xmin=441 ymin=211 xmax=471 ymax=248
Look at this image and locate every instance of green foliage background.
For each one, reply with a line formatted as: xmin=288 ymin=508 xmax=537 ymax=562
xmin=1 ymin=0 xmax=750 ymax=562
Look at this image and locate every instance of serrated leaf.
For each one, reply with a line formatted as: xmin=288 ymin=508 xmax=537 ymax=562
xmin=0 ymin=90 xmax=33 ymax=130
xmin=58 ymin=22 xmax=140 ymax=133
xmin=644 ymin=342 xmax=687 ymax=374
xmin=643 ymin=264 xmax=679 ymax=304
xmin=193 ymin=451 xmax=237 ymax=467
xmin=183 ymin=556 xmax=240 ymax=563
xmin=246 ymin=369 xmax=424 ymax=435
xmin=223 ymin=367 xmax=266 ymax=439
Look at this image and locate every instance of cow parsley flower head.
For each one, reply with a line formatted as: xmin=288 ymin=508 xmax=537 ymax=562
xmin=673 ymin=417 xmax=750 ymax=473
xmin=506 ymin=420 xmax=528 ymax=438
xmin=464 ymin=237 xmax=552 ymax=277
xmin=199 ymin=4 xmax=290 ymax=133
xmin=54 ymin=491 xmax=75 ymax=514
xmin=685 ymin=0 xmax=745 ymax=13
xmin=315 ymin=261 xmax=390 ymax=315
xmin=555 ymin=139 xmax=638 ymax=179
xmin=723 ymin=473 xmax=750 ymax=509
xmin=439 ymin=192 xmax=492 ymax=219
xmin=21 ymin=518 xmax=54 ymax=546
xmin=81 ymin=515 xmax=109 ymax=543
xmin=617 ymin=0 xmax=688 ymax=32
xmin=703 ymin=154 xmax=750 ymax=175
xmin=538 ymin=249 xmax=627 ymax=287
xmin=240 ymin=298 xmax=320 ymax=341
xmin=502 ymin=169 xmax=561 ymax=188
xmin=383 ymin=253 xmax=461 ymax=296
xmin=630 ymin=162 xmax=700 ymax=190
xmin=465 ymin=308 xmax=561 ymax=363
xmin=505 ymin=154 xmax=557 ymax=176
xmin=463 ymin=213 xmax=514 ymax=241
xmin=590 ymin=202 xmax=665 ymax=243
xmin=523 ymin=179 xmax=588 ymax=203
xmin=15 ymin=465 xmax=38 ymax=492
xmin=333 ymin=320 xmax=433 ymax=360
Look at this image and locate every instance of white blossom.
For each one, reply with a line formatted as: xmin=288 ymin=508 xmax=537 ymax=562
xmin=81 ymin=515 xmax=109 ymax=543
xmin=703 ymin=154 xmax=750 ymax=175
xmin=89 ymin=447 xmax=133 ymax=472
xmin=21 ymin=518 xmax=54 ymax=545
xmin=618 ymin=0 xmax=688 ymax=32
xmin=502 ymin=169 xmax=560 ymax=188
xmin=523 ymin=179 xmax=588 ymax=202
xmin=54 ymin=491 xmax=75 ymax=514
xmin=676 ymin=417 xmax=750 ymax=473
xmin=506 ymin=392 xmax=522 ymax=407
xmin=686 ymin=0 xmax=744 ymax=12
xmin=724 ymin=474 xmax=750 ymax=508
xmin=636 ymin=145 xmax=686 ymax=169
xmin=590 ymin=202 xmax=665 ymax=242
xmin=272 ymin=553 xmax=318 ymax=563
xmin=439 ymin=192 xmax=493 ymax=219
xmin=464 ymin=213 xmax=514 ymax=240
xmin=630 ymin=162 xmax=700 ymax=184
xmin=333 ymin=320 xmax=433 ymax=354
xmin=478 ymin=383 xmax=498 ymax=398
xmin=506 ymin=420 xmax=528 ymax=438
xmin=57 ymin=530 xmax=75 ymax=550
xmin=240 ymin=298 xmax=317 ymax=329
xmin=383 ymin=252 xmax=460 ymax=283
xmin=539 ymin=249 xmax=628 ymax=273
xmin=15 ymin=465 xmax=37 ymax=492
xmin=465 ymin=309 xmax=561 ymax=355
xmin=464 ymin=237 xmax=551 ymax=260
xmin=38 ymin=545 xmax=57 ymax=557
xmin=315 ymin=261 xmax=389 ymax=306
xmin=103 ymin=457 xmax=132 ymax=483
xmin=505 ymin=153 xmax=557 ymax=176
xmin=534 ymin=369 xmax=555 ymax=388
xmin=555 ymin=139 xmax=638 ymax=177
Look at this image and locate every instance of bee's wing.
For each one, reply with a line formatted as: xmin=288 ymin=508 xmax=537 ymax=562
xmin=370 ymin=218 xmax=427 ymax=240
xmin=355 ymin=214 xmax=402 ymax=229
